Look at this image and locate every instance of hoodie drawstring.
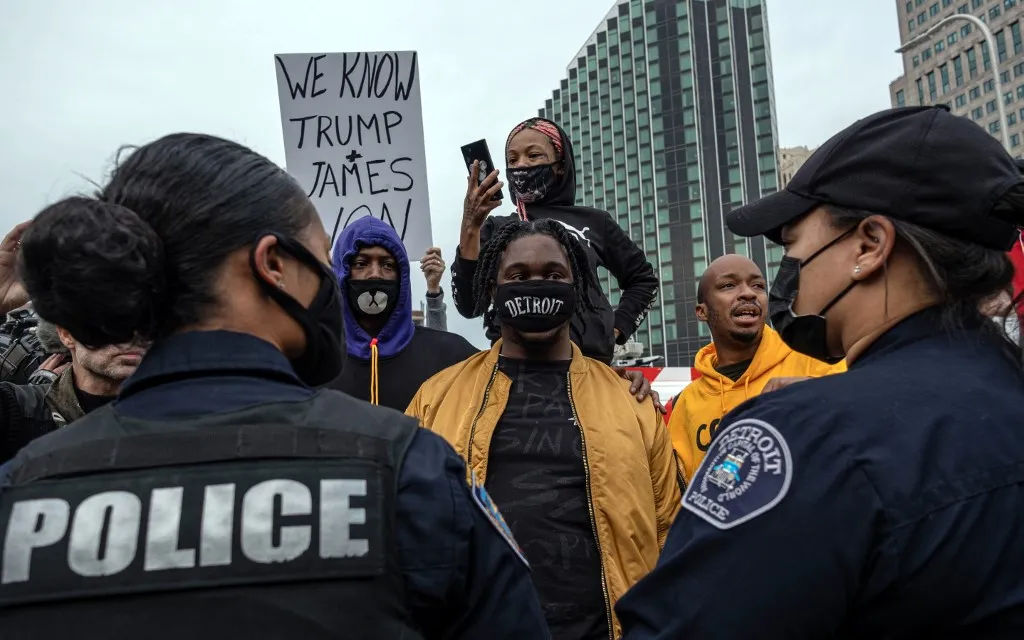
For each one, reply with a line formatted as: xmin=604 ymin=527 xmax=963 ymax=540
xmin=516 ymin=200 xmax=528 ymax=221
xmin=369 ymin=337 xmax=379 ymax=405
xmin=714 ymin=373 xmax=752 ymax=417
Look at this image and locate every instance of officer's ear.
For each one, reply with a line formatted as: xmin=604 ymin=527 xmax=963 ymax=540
xmin=251 ymin=235 xmax=289 ymax=289
xmin=852 ymin=215 xmax=896 ymax=281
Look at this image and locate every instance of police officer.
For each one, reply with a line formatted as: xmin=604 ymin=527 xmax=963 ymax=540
xmin=617 ymin=106 xmax=1024 ymax=638
xmin=0 ymin=133 xmax=550 ymax=640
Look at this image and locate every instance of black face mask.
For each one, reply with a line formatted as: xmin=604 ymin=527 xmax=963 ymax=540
xmin=507 ymin=163 xmax=559 ymax=204
xmin=251 ymin=234 xmax=344 ymax=386
xmin=346 ymin=278 xmax=399 ymax=322
xmin=768 ymin=228 xmax=858 ymax=364
xmin=494 ymin=281 xmax=575 ymax=333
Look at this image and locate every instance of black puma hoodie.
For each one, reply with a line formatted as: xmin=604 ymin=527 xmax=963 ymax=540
xmin=451 ymin=118 xmax=658 ymax=364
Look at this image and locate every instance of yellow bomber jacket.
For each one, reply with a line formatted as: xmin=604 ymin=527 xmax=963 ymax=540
xmin=406 ymin=341 xmax=682 ymax=638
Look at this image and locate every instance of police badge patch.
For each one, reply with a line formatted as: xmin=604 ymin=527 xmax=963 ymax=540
xmin=682 ymin=418 xmax=792 ymax=530
xmin=469 ymin=471 xmax=530 ymax=568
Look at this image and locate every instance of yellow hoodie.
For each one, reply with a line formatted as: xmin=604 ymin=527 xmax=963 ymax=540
xmin=669 ymin=325 xmax=846 ymax=481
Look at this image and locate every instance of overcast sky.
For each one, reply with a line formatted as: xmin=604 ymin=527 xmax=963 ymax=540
xmin=0 ymin=0 xmax=902 ymax=347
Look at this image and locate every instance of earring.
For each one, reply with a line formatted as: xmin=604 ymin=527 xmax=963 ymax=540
xmin=277 ymin=281 xmax=285 ymax=289
xmin=853 ymin=266 xmax=862 ymax=275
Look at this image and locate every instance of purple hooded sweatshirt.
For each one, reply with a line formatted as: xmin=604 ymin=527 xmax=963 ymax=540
xmin=324 ymin=217 xmax=479 ymax=411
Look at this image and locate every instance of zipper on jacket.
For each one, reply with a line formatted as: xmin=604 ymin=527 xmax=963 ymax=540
xmin=566 ymin=372 xmax=614 ymax=640
xmin=466 ymin=363 xmax=500 ymax=471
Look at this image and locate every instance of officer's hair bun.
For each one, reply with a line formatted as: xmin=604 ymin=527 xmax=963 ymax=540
xmin=19 ymin=196 xmax=166 ymax=347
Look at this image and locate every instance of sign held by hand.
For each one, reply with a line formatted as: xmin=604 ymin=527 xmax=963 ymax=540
xmin=274 ymin=51 xmax=432 ymax=256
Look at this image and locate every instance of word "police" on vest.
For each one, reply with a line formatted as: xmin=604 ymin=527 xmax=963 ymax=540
xmin=3 ymin=479 xmax=367 ymax=584
xmin=0 ymin=462 xmax=386 ymax=603
xmin=503 ymin=296 xmax=564 ymax=317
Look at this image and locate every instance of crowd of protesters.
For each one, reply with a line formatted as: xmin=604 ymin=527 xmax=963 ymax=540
xmin=1 ymin=105 xmax=1024 ymax=638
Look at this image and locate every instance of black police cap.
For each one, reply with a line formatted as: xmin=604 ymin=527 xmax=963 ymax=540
xmin=727 ymin=106 xmax=1024 ymax=251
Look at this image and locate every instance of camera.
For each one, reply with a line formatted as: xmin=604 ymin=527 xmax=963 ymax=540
xmin=0 ymin=309 xmax=48 ymax=385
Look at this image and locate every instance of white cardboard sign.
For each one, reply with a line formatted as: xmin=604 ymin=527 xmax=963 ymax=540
xmin=274 ymin=51 xmax=432 ymax=256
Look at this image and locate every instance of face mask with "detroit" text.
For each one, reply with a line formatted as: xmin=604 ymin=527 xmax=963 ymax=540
xmin=494 ymin=280 xmax=576 ymax=333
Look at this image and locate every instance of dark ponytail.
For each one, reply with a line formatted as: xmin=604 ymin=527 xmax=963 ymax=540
xmin=19 ymin=133 xmax=316 ymax=346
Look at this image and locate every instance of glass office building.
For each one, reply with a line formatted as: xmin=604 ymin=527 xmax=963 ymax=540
xmin=540 ymin=0 xmax=781 ymax=366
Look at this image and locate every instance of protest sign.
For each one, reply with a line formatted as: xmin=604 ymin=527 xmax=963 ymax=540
xmin=274 ymin=51 xmax=432 ymax=256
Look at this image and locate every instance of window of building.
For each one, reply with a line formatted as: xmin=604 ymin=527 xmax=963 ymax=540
xmin=990 ymin=120 xmax=1002 ymax=133
xmin=1003 ymin=71 xmax=1012 ymax=83
xmin=935 ymin=40 xmax=945 ymax=53
xmin=917 ymin=77 xmax=925 ymax=103
xmin=906 ymin=0 xmax=914 ymax=10
xmin=959 ymin=3 xmax=969 ymax=13
xmin=918 ymin=12 xmax=927 ymax=24
xmin=1008 ymin=0 xmax=1018 ymax=8
xmin=940 ymin=64 xmax=951 ymax=92
xmin=962 ymin=23 xmax=972 ymax=37
xmin=956 ymin=93 xmax=968 ymax=107
xmin=982 ymin=43 xmax=991 ymax=71
xmin=1019 ymin=106 xmax=1024 ymax=120
xmin=990 ymin=5 xmax=1002 ymax=19
xmin=967 ymin=47 xmax=978 ymax=77
xmin=954 ymin=55 xmax=965 ymax=84
xmin=913 ymin=55 xmax=921 ymax=67
xmin=923 ymin=48 xmax=933 ymax=61
xmin=972 ymin=0 xmax=984 ymax=8
xmin=928 ymin=71 xmax=938 ymax=100
xmin=896 ymin=89 xmax=906 ymax=107
xmin=944 ymin=0 xmax=954 ymax=6
xmin=987 ymin=98 xmax=998 ymax=113
xmin=930 ymin=2 xmax=940 ymax=15
xmin=1013 ymin=133 xmax=1021 ymax=147
xmin=997 ymin=29 xmax=1008 ymax=62
xmin=973 ymin=106 xmax=985 ymax=119
xmin=1013 ymin=21 xmax=1023 ymax=55
xmin=984 ymin=79 xmax=995 ymax=93
xmin=1018 ymin=84 xmax=1024 ymax=98
xmin=1010 ymin=112 xmax=1018 ymax=125
xmin=948 ymin=31 xmax=959 ymax=45
xmin=1006 ymin=91 xmax=1016 ymax=104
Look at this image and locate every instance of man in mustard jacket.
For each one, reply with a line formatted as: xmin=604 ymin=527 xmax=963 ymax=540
xmin=407 ymin=219 xmax=681 ymax=640
xmin=670 ymin=254 xmax=846 ymax=481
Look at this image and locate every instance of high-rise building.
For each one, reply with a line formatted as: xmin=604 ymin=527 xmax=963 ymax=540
xmin=779 ymin=146 xmax=815 ymax=186
xmin=889 ymin=0 xmax=1024 ymax=151
xmin=539 ymin=0 xmax=782 ymax=366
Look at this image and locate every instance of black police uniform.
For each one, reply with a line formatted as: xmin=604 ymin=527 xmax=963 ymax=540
xmin=618 ymin=309 xmax=1024 ymax=638
xmin=0 ymin=331 xmax=549 ymax=640
xmin=618 ymin=106 xmax=1024 ymax=638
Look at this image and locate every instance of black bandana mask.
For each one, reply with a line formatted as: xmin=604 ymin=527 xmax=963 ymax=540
xmin=251 ymin=234 xmax=344 ymax=386
xmin=507 ymin=163 xmax=559 ymax=204
xmin=768 ymin=228 xmax=857 ymax=364
xmin=346 ymin=278 xmax=399 ymax=321
xmin=494 ymin=281 xmax=575 ymax=333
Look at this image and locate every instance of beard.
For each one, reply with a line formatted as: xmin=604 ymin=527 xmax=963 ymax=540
xmin=707 ymin=306 xmax=761 ymax=345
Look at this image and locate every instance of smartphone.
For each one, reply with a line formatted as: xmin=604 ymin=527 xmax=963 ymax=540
xmin=461 ymin=139 xmax=503 ymax=201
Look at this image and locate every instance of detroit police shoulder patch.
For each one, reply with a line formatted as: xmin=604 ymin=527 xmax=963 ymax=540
xmin=469 ymin=471 xmax=529 ymax=568
xmin=682 ymin=418 xmax=792 ymax=530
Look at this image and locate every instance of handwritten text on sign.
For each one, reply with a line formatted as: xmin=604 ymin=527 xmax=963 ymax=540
xmin=274 ymin=51 xmax=432 ymax=256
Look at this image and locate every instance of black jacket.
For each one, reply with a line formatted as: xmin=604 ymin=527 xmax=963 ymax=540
xmin=451 ymin=119 xmax=658 ymax=364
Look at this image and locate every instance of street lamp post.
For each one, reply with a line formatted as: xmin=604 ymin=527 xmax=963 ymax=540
xmin=897 ymin=13 xmax=1011 ymax=151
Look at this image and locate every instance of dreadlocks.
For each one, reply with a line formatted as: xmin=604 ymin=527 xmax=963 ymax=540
xmin=471 ymin=219 xmax=599 ymax=330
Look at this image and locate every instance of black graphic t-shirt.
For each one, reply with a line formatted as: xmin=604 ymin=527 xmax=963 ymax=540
xmin=485 ymin=357 xmax=609 ymax=640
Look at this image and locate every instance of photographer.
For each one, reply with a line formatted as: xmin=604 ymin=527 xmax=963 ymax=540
xmin=0 ymin=222 xmax=147 ymax=462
